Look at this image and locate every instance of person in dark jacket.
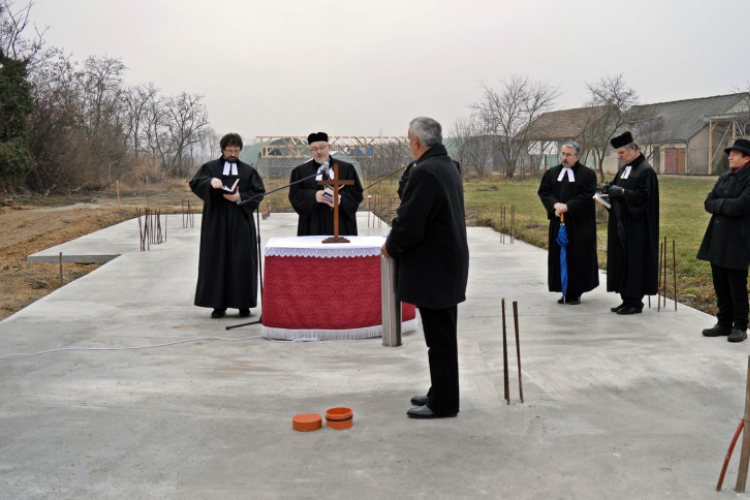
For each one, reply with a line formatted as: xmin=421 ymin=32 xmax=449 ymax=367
xmin=189 ymin=133 xmax=266 ymax=318
xmin=538 ymin=141 xmax=599 ymax=304
xmin=288 ymin=132 xmax=363 ymax=236
xmin=398 ymin=158 xmax=460 ymax=200
xmin=381 ymin=117 xmax=469 ymax=419
xmin=698 ymin=139 xmax=750 ymax=343
xmin=602 ymin=131 xmax=659 ymax=315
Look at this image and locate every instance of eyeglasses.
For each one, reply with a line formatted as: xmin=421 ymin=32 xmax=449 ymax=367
xmin=310 ymin=145 xmax=329 ymax=153
xmin=224 ymin=149 xmax=241 ymax=155
xmin=560 ymin=153 xmax=578 ymax=158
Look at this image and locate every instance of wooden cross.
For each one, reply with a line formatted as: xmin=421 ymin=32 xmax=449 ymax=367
xmin=318 ymin=162 xmax=354 ymax=244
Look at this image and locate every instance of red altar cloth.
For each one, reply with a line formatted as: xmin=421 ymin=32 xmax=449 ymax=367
xmin=261 ymin=236 xmax=417 ymax=340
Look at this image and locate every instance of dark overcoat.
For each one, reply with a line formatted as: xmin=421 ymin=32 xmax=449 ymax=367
xmin=189 ymin=158 xmax=265 ymax=309
xmin=538 ymin=162 xmax=600 ymax=296
xmin=288 ymin=158 xmax=363 ymax=236
xmin=697 ymin=167 xmax=750 ymax=270
xmin=386 ymin=144 xmax=469 ymax=309
xmin=606 ymin=155 xmax=660 ymax=296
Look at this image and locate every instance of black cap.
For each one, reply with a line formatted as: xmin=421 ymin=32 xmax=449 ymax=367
xmin=307 ymin=132 xmax=329 ymax=144
xmin=724 ymin=139 xmax=750 ymax=157
xmin=610 ymin=131 xmax=634 ymax=149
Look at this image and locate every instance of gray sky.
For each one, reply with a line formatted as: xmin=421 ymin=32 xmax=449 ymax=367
xmin=30 ymin=0 xmax=750 ymax=142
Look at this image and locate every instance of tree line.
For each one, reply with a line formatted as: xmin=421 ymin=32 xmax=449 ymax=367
xmin=0 ymin=0 xmax=216 ymax=193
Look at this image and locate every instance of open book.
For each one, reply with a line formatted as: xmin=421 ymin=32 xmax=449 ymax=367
xmin=322 ymin=185 xmax=342 ymax=203
xmin=593 ymin=192 xmax=611 ymax=209
xmin=222 ymin=178 xmax=239 ymax=193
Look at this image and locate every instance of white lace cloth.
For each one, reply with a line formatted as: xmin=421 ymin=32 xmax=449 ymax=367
xmin=264 ymin=236 xmax=386 ymax=258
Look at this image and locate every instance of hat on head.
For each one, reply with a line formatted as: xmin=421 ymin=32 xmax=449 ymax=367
xmin=724 ymin=139 xmax=750 ymax=157
xmin=307 ymin=132 xmax=329 ymax=144
xmin=610 ymin=131 xmax=634 ymax=149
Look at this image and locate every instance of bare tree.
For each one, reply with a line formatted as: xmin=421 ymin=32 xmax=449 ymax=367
xmin=450 ymin=115 xmax=494 ymax=179
xmin=473 ymin=75 xmax=560 ymax=178
xmin=578 ymin=74 xmax=638 ymax=181
xmin=162 ymin=92 xmax=209 ymax=177
xmin=0 ymin=0 xmax=48 ymax=65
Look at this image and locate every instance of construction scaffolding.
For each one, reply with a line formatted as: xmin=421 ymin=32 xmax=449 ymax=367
xmin=708 ymin=114 xmax=749 ymax=174
xmin=257 ymin=135 xmax=409 ymax=159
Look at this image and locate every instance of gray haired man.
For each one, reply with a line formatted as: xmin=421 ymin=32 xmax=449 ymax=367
xmin=537 ymin=141 xmax=599 ymax=304
xmin=381 ymin=117 xmax=470 ymax=419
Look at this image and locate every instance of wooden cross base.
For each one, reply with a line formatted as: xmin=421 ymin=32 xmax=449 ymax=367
xmin=322 ymin=236 xmax=350 ymax=244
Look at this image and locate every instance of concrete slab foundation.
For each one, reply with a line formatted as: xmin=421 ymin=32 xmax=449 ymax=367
xmin=2 ymin=212 xmax=749 ymax=499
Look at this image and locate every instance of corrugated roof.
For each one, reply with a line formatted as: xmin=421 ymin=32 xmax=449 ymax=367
xmin=628 ymin=93 xmax=748 ymax=143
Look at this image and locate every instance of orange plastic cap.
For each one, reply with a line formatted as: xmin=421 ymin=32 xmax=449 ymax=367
xmin=293 ymin=413 xmax=322 ymax=432
xmin=325 ymin=407 xmax=353 ymax=430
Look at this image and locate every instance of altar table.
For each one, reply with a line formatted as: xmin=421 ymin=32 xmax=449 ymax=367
xmin=261 ymin=236 xmax=418 ymax=340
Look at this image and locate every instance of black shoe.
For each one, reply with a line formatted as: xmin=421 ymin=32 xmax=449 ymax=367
xmin=239 ymin=308 xmax=251 ymax=318
xmin=557 ymin=296 xmax=566 ymax=304
xmin=410 ymin=395 xmax=429 ymax=406
xmin=566 ymin=296 xmax=581 ymax=305
xmin=616 ymin=306 xmax=642 ymax=315
xmin=728 ymin=329 xmax=748 ymax=343
xmin=611 ymin=303 xmax=625 ymax=313
xmin=211 ymin=309 xmax=226 ymax=319
xmin=407 ymin=405 xmax=457 ymax=419
xmin=702 ymin=324 xmax=732 ymax=337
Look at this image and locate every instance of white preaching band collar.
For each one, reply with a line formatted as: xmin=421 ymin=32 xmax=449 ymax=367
xmin=621 ymin=166 xmax=632 ymax=179
xmin=315 ymin=161 xmax=332 ymax=181
xmin=222 ymin=161 xmax=238 ymax=176
xmin=557 ymin=166 xmax=575 ymax=182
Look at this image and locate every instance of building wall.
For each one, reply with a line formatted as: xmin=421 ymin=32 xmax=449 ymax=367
xmin=688 ymin=127 xmax=711 ymax=174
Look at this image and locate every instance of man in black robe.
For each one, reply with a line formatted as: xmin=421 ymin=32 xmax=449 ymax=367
xmin=698 ymin=139 xmax=750 ymax=343
xmin=602 ymin=131 xmax=659 ymax=315
xmin=189 ymin=133 xmax=265 ymax=318
xmin=288 ymin=132 xmax=363 ymax=236
xmin=382 ymin=117 xmax=469 ymax=419
xmin=538 ymin=141 xmax=599 ymax=304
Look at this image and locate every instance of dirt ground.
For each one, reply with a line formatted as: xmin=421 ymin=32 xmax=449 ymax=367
xmin=0 ymin=179 xmax=201 ymax=321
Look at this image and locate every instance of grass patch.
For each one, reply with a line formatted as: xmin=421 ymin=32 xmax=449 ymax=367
xmin=369 ymin=175 xmax=719 ymax=315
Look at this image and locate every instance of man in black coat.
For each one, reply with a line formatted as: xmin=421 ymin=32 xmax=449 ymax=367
xmin=381 ymin=117 xmax=469 ymax=419
xmin=602 ymin=131 xmax=659 ymax=315
xmin=189 ymin=133 xmax=266 ymax=318
xmin=288 ymin=132 xmax=363 ymax=236
xmin=538 ymin=141 xmax=599 ymax=304
xmin=698 ymin=139 xmax=750 ymax=343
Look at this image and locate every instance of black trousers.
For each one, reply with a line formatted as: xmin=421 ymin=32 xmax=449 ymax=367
xmin=419 ymin=305 xmax=459 ymax=415
xmin=620 ymin=294 xmax=644 ymax=308
xmin=711 ymin=263 xmax=749 ymax=330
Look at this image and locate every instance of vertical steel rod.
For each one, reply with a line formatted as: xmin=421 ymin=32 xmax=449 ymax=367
xmin=735 ymin=356 xmax=750 ymax=492
xmin=502 ymin=298 xmax=510 ymax=405
xmin=59 ymin=252 xmax=63 ymax=287
xmin=657 ymin=241 xmax=663 ymax=312
xmin=673 ymin=240 xmax=677 ymax=311
xmin=663 ymin=236 xmax=668 ymax=308
xmin=513 ymin=300 xmax=524 ymax=404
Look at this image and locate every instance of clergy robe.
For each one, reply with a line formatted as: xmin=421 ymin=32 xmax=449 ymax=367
xmin=606 ymin=154 xmax=660 ymax=297
xmin=189 ymin=157 xmax=265 ymax=310
xmin=537 ymin=162 xmax=599 ymax=297
xmin=288 ymin=158 xmax=363 ymax=236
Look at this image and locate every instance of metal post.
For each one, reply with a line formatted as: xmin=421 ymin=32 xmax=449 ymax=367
xmin=381 ymin=255 xmax=402 ymax=347
xmin=59 ymin=252 xmax=63 ymax=287
xmin=502 ymin=298 xmax=510 ymax=405
xmin=673 ymin=240 xmax=677 ymax=311
xmin=513 ymin=301 xmax=524 ymax=404
xmin=736 ymin=356 xmax=750 ymax=492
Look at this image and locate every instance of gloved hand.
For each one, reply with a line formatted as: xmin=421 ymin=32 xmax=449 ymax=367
xmin=601 ymin=184 xmax=612 ymax=194
xmin=607 ymin=186 xmax=624 ymax=198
